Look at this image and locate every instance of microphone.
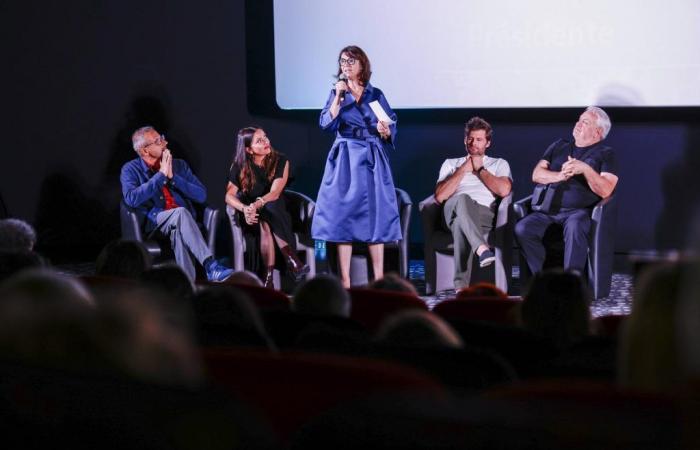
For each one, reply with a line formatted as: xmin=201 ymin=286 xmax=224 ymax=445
xmin=338 ymin=75 xmax=348 ymax=102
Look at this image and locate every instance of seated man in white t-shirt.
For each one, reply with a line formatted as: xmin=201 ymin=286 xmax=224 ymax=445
xmin=434 ymin=117 xmax=513 ymax=290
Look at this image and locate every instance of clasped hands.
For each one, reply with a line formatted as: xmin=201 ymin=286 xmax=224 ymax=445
xmin=460 ymin=154 xmax=484 ymax=173
xmin=243 ymin=203 xmax=259 ymax=225
xmin=243 ymin=197 xmax=266 ymax=225
xmin=159 ymin=149 xmax=174 ymax=179
xmin=558 ymin=156 xmax=589 ymax=181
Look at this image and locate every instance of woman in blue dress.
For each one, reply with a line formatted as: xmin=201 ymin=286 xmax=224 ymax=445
xmin=312 ymin=45 xmax=402 ymax=288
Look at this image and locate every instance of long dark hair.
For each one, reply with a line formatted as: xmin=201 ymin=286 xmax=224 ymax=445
xmin=336 ymin=45 xmax=372 ymax=85
xmin=232 ymin=127 xmax=280 ymax=194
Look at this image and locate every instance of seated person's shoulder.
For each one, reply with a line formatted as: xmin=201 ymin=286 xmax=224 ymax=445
xmin=443 ymin=156 xmax=466 ymax=165
xmin=120 ymin=158 xmax=141 ymax=174
xmin=600 ymin=144 xmax=615 ymax=155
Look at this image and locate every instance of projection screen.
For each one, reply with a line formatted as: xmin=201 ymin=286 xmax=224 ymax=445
xmin=273 ymin=0 xmax=700 ymax=109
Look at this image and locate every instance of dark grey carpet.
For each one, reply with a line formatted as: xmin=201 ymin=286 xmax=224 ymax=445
xmin=408 ymin=260 xmax=632 ymax=318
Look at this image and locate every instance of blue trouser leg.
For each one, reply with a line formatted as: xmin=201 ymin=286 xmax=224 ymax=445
xmin=559 ymin=209 xmax=591 ymax=273
xmin=515 ymin=211 xmax=555 ymax=275
xmin=153 ymin=207 xmax=212 ymax=281
xmin=515 ymin=208 xmax=591 ymax=275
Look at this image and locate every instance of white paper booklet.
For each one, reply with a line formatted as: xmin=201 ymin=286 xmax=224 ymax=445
xmin=368 ymin=101 xmax=396 ymax=124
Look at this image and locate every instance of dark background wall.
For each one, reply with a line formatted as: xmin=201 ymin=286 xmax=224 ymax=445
xmin=2 ymin=1 xmax=699 ymax=262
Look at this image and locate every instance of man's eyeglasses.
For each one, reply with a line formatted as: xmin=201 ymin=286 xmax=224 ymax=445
xmin=143 ymin=134 xmax=166 ymax=149
xmin=339 ymin=57 xmax=357 ymax=66
xmin=255 ymin=136 xmax=269 ymax=145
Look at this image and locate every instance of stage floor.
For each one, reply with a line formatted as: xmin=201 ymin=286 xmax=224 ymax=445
xmin=408 ymin=260 xmax=632 ymax=318
xmin=57 ymin=259 xmax=633 ymax=319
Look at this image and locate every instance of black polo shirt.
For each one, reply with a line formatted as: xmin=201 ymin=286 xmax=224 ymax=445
xmin=541 ymin=139 xmax=616 ymax=211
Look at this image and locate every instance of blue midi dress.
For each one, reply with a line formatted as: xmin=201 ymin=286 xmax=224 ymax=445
xmin=311 ymin=83 xmax=402 ymax=243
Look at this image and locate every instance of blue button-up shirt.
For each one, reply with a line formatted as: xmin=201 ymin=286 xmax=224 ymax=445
xmin=120 ymin=157 xmax=207 ymax=232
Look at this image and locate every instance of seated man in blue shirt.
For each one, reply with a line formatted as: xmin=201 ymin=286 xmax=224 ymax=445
xmin=515 ymin=106 xmax=619 ymax=276
xmin=120 ymin=126 xmax=232 ymax=282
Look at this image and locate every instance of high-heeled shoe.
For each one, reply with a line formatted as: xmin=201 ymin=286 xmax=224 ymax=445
xmin=263 ymin=265 xmax=275 ymax=289
xmin=280 ymin=245 xmax=310 ymax=281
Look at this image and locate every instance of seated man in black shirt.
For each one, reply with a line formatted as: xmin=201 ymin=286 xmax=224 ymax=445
xmin=515 ymin=106 xmax=618 ymax=275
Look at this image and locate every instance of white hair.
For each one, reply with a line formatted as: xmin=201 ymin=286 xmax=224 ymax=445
xmin=586 ymin=106 xmax=611 ymax=140
xmin=0 ymin=218 xmax=37 ymax=252
xmin=131 ymin=126 xmax=156 ymax=153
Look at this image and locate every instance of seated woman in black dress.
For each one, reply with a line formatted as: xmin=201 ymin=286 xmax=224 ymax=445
xmin=225 ymin=127 xmax=309 ymax=288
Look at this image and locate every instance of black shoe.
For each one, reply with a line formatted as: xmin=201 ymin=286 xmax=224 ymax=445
xmin=263 ymin=266 xmax=275 ymax=289
xmin=478 ymin=249 xmax=496 ymax=268
xmin=280 ymin=245 xmax=310 ymax=281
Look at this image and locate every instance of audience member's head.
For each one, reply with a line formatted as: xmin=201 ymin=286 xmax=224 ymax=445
xmin=0 ymin=267 xmax=94 ymax=308
xmin=376 ymin=310 xmax=464 ymax=349
xmin=0 ymin=269 xmax=97 ymax=369
xmin=139 ymin=263 xmax=194 ymax=303
xmin=293 ymin=274 xmax=351 ymax=317
xmin=95 ymin=240 xmax=152 ymax=279
xmin=457 ymin=282 xmax=508 ymax=299
xmin=0 ymin=250 xmax=46 ymax=282
xmin=95 ymin=287 xmax=202 ymax=386
xmin=228 ymin=270 xmax=264 ymax=287
xmin=191 ymin=285 xmax=274 ymax=349
xmin=369 ymin=273 xmax=418 ymax=295
xmin=0 ymin=218 xmax=37 ymax=252
xmin=619 ymin=262 xmax=687 ymax=392
xmin=520 ymin=269 xmax=591 ymax=348
xmin=0 ymin=268 xmax=201 ymax=386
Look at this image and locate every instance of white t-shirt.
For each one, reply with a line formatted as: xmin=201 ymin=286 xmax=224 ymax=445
xmin=436 ymin=155 xmax=512 ymax=207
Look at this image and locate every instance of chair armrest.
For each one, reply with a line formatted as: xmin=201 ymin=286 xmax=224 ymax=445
xmin=285 ymin=190 xmax=316 ymax=236
xmin=588 ymin=193 xmax=617 ymax=298
xmin=394 ymin=188 xmax=413 ymax=278
xmin=590 ymin=193 xmax=617 ymax=254
xmin=495 ymin=192 xmax=513 ymax=229
xmin=418 ymin=195 xmax=442 ymax=237
xmin=591 ymin=193 xmax=616 ymax=222
xmin=395 ymin=188 xmax=412 ymax=243
xmin=203 ymin=207 xmax=219 ymax=252
xmin=120 ymin=200 xmax=144 ymax=241
xmin=513 ymin=195 xmax=533 ymax=220
xmin=226 ymin=204 xmax=246 ymax=271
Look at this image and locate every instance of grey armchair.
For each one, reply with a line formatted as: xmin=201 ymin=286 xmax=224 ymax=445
xmin=513 ymin=193 xmax=617 ymax=299
xmin=226 ymin=190 xmax=316 ymax=289
xmin=419 ymin=193 xmax=513 ymax=295
xmin=120 ymin=200 xmax=219 ymax=262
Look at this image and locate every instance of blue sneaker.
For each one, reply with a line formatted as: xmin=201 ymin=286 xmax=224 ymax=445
xmin=207 ymin=261 xmax=234 ymax=282
xmin=478 ymin=249 xmax=496 ymax=268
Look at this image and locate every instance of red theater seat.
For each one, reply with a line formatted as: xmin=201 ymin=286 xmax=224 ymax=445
xmin=202 ymin=348 xmax=446 ymax=444
xmin=197 ymin=280 xmax=291 ymax=311
xmin=595 ymin=313 xmax=627 ymax=337
xmin=348 ymin=288 xmax=428 ymax=331
xmin=433 ymin=297 xmax=522 ymax=325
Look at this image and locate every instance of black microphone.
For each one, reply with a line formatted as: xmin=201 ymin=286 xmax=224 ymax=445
xmin=338 ymin=75 xmax=348 ymax=102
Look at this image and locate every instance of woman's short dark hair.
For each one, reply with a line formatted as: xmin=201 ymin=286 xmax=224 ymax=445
xmin=336 ymin=45 xmax=372 ymax=85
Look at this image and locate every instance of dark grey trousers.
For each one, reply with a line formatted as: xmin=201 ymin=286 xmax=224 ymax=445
xmin=443 ymin=194 xmax=495 ymax=289
xmin=153 ymin=207 xmax=212 ymax=281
